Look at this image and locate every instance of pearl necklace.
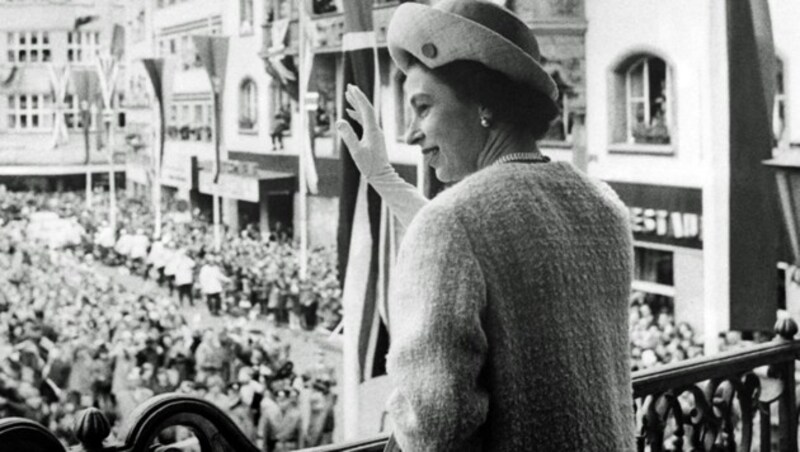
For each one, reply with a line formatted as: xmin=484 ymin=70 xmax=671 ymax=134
xmin=493 ymin=152 xmax=551 ymax=166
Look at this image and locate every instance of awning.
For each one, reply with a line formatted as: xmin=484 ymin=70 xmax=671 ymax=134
xmin=197 ymin=168 xmax=296 ymax=202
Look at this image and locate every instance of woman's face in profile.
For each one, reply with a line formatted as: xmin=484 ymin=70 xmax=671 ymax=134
xmin=404 ymin=65 xmax=487 ymax=183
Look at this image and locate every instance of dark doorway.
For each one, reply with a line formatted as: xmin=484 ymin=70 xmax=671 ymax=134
xmin=238 ymin=200 xmax=260 ymax=232
xmin=267 ymin=193 xmax=294 ymax=240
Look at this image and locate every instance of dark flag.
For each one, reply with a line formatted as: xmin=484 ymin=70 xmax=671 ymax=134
xmin=142 ymin=59 xmax=166 ymax=165
xmin=193 ymin=36 xmax=229 ymax=183
xmin=727 ymin=0 xmax=779 ymax=331
xmin=338 ymin=0 xmax=399 ymax=438
xmin=72 ymin=70 xmax=99 ymax=164
xmin=73 ymin=15 xmax=98 ymax=29
xmin=338 ymin=0 xmax=384 ymax=380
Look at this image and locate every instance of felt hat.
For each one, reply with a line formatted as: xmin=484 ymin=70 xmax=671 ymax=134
xmin=388 ymin=0 xmax=558 ymax=103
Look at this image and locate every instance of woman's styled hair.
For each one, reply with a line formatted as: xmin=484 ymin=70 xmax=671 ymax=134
xmin=407 ymin=56 xmax=559 ymax=139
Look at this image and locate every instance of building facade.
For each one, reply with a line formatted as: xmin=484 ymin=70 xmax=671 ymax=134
xmin=110 ymin=0 xmax=800 ymax=342
xmin=0 ymin=0 xmax=127 ymax=191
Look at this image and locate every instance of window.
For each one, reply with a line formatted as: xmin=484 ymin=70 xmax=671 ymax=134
xmin=63 ymin=95 xmax=95 ymax=130
xmin=240 ymin=0 xmax=254 ymax=35
xmin=632 ymin=247 xmax=675 ymax=314
xmin=393 ymin=68 xmax=410 ymax=142
xmin=181 ymin=105 xmax=190 ymax=124
xmin=541 ymin=71 xmax=576 ymax=144
xmin=270 ymin=81 xmax=292 ymax=148
xmin=7 ymin=31 xmax=51 ymax=63
xmin=169 ymin=39 xmax=177 ymax=55
xmin=276 ymin=0 xmax=294 ymax=19
xmin=611 ymin=54 xmax=673 ymax=150
xmin=774 ymin=57 xmax=788 ymax=146
xmin=7 ymin=94 xmax=52 ymax=130
xmin=313 ymin=0 xmax=337 ymax=15
xmin=67 ymin=31 xmax=100 ymax=63
xmin=239 ymin=79 xmax=258 ymax=131
xmin=180 ymin=35 xmax=197 ymax=69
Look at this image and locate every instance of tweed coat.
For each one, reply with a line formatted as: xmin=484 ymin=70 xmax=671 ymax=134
xmin=385 ymin=161 xmax=635 ymax=451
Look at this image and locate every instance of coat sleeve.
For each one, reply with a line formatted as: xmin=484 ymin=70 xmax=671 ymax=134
xmin=385 ymin=203 xmax=489 ymax=452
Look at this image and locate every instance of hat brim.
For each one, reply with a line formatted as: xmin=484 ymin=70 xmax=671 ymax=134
xmin=388 ymin=3 xmax=558 ymax=103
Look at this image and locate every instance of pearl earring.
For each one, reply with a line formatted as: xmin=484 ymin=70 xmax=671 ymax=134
xmin=480 ymin=117 xmax=490 ymax=128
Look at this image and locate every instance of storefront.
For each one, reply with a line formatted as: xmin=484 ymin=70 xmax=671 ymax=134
xmin=160 ymin=151 xmax=196 ymax=209
xmin=197 ymin=159 xmax=295 ymax=234
xmin=125 ymin=151 xmax=150 ymax=198
xmin=609 ymin=182 xmax=705 ymax=332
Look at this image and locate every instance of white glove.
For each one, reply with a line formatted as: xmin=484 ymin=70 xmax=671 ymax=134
xmin=336 ymin=84 xmax=427 ymax=228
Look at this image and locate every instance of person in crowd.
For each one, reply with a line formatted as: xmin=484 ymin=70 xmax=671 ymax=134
xmin=144 ymin=235 xmax=166 ymax=284
xmin=336 ymin=1 xmax=634 ymax=450
xmin=173 ymin=248 xmax=196 ymax=307
xmin=129 ymin=229 xmax=150 ymax=276
xmin=114 ymin=229 xmax=133 ymax=267
xmin=94 ymin=221 xmax=115 ymax=263
xmin=199 ymin=254 xmax=230 ymax=316
xmin=163 ymin=243 xmax=178 ymax=297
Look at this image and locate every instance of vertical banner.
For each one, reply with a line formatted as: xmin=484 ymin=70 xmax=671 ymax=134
xmin=142 ymin=58 xmax=168 ymax=239
xmin=727 ymin=0 xmax=779 ymax=331
xmin=72 ymin=70 xmax=100 ymax=162
xmin=193 ymin=36 xmax=229 ymax=182
xmin=338 ymin=0 xmax=397 ymax=440
xmin=48 ymin=64 xmax=71 ymax=149
xmin=72 ymin=69 xmax=99 ymax=207
xmin=193 ymin=36 xmax=229 ymax=251
xmin=142 ymin=59 xmax=166 ymax=164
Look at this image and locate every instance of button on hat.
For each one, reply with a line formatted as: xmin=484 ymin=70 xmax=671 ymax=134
xmin=421 ymin=43 xmax=437 ymax=59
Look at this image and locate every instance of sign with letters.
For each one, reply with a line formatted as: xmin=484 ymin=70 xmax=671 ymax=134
xmin=608 ymin=182 xmax=703 ymax=249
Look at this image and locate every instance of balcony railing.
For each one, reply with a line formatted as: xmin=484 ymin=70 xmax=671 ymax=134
xmin=2 ymin=317 xmax=800 ymax=452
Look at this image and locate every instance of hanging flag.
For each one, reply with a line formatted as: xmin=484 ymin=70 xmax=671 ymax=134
xmin=1 ymin=66 xmax=18 ymax=88
xmin=72 ymin=69 xmax=100 ymax=164
xmin=193 ymin=36 xmax=229 ymax=183
xmin=727 ymin=0 xmax=779 ymax=332
xmin=95 ymin=54 xmax=119 ymax=153
xmin=339 ymin=0 xmax=384 ymax=385
xmin=298 ymin=0 xmax=319 ymax=195
xmin=110 ymin=24 xmax=125 ymax=61
xmin=47 ymin=64 xmax=71 ymax=149
xmin=142 ymin=58 xmax=166 ymax=168
xmin=73 ymin=15 xmax=99 ymax=29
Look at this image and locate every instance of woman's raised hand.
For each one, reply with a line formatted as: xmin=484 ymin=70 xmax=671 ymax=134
xmin=336 ymin=84 xmax=391 ymax=179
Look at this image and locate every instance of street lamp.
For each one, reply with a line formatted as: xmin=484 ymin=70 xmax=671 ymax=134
xmin=764 ymin=153 xmax=800 ymax=282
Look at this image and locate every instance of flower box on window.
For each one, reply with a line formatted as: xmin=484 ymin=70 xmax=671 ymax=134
xmin=239 ymin=118 xmax=256 ymax=130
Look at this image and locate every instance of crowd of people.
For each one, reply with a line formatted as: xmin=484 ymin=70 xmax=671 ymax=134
xmin=2 ymin=186 xmax=767 ymax=450
xmin=2 ymin=189 xmax=344 ymax=332
xmin=0 ymin=189 xmax=339 ymax=451
xmin=628 ymin=292 xmax=705 ymax=371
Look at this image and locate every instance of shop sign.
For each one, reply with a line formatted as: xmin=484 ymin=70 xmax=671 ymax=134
xmin=161 ymin=154 xmax=192 ymax=190
xmin=126 ymin=151 xmax=150 ymax=185
xmin=126 ymin=163 xmax=148 ymax=185
xmin=197 ymin=159 xmax=260 ymax=177
xmin=198 ymin=170 xmax=259 ymax=203
xmin=629 ymin=207 xmax=701 ymax=241
xmin=608 ymin=182 xmax=703 ymax=249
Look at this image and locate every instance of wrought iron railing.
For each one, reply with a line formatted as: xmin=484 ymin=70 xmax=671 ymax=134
xmin=2 ymin=317 xmax=799 ymax=452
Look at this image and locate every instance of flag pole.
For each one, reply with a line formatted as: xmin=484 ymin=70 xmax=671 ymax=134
xmin=96 ymin=54 xmax=120 ymax=237
xmin=212 ymin=84 xmax=222 ymax=253
xmin=153 ymin=102 xmax=163 ymax=240
xmin=298 ymin=0 xmax=309 ymax=281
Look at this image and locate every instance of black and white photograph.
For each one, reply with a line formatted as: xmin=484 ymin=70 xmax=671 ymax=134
xmin=0 ymin=0 xmax=797 ymax=451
